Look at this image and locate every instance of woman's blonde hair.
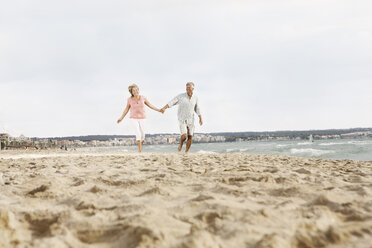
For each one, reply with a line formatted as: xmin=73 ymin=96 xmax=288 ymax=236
xmin=128 ymin=84 xmax=139 ymax=96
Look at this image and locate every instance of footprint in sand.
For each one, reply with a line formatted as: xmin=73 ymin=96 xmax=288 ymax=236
xmin=73 ymin=224 xmax=161 ymax=247
xmin=24 ymin=211 xmax=60 ymax=237
xmin=27 ymin=184 xmax=49 ymax=196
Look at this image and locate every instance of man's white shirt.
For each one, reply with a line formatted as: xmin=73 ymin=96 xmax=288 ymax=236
xmin=168 ymin=93 xmax=201 ymax=124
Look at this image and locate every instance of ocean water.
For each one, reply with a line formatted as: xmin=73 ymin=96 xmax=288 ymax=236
xmin=78 ymin=138 xmax=372 ymax=161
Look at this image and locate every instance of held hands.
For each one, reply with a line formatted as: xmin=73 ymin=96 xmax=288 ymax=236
xmin=159 ymin=107 xmax=166 ymax=114
xmin=160 ymin=105 xmax=168 ymax=114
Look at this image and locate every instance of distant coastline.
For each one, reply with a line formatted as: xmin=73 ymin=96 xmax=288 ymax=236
xmin=34 ymin=127 xmax=372 ymax=141
xmin=1 ymin=127 xmax=372 ymax=150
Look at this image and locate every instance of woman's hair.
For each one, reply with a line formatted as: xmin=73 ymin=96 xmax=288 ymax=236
xmin=128 ymin=84 xmax=139 ymax=96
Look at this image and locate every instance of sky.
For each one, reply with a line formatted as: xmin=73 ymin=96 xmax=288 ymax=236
xmin=1 ymin=0 xmax=371 ymax=138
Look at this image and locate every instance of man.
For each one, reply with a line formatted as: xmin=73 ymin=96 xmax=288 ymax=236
xmin=161 ymin=82 xmax=203 ymax=152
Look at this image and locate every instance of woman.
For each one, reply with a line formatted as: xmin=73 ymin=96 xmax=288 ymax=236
xmin=117 ymin=84 xmax=162 ymax=152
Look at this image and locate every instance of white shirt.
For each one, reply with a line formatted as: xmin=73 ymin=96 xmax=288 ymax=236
xmin=168 ymin=93 xmax=201 ymax=124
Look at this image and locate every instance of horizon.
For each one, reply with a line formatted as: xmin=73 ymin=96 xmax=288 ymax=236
xmin=23 ymin=126 xmax=372 ymax=139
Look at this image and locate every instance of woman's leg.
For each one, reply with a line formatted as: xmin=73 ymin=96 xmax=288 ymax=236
xmin=131 ymin=119 xmax=142 ymax=152
xmin=138 ymin=119 xmax=145 ymax=141
xmin=138 ymin=119 xmax=145 ymax=152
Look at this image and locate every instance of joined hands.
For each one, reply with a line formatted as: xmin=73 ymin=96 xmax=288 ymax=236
xmin=159 ymin=107 xmax=166 ymax=114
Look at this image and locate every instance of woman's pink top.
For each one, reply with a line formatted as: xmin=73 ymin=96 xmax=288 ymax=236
xmin=128 ymin=95 xmax=146 ymax=119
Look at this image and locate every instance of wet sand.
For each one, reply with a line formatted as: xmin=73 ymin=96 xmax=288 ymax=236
xmin=1 ymin=150 xmax=371 ymax=247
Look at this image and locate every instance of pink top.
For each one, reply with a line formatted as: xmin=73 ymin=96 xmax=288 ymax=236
xmin=128 ymin=95 xmax=146 ymax=119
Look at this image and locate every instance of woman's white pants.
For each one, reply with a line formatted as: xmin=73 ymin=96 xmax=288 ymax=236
xmin=131 ymin=119 xmax=145 ymax=141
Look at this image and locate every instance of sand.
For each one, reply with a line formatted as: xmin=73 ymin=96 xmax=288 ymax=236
xmin=0 ymin=150 xmax=371 ymax=248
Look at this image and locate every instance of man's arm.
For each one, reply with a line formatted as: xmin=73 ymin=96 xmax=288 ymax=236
xmin=161 ymin=95 xmax=180 ymax=113
xmin=198 ymin=115 xmax=203 ymax=126
xmin=195 ymin=97 xmax=202 ymax=125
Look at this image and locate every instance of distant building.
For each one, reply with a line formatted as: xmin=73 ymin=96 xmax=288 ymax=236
xmin=16 ymin=134 xmax=31 ymax=142
xmin=0 ymin=133 xmax=10 ymax=150
xmin=215 ymin=136 xmax=226 ymax=142
xmin=0 ymin=133 xmax=10 ymax=141
xmin=89 ymin=140 xmax=97 ymax=146
xmin=341 ymin=132 xmax=368 ymax=139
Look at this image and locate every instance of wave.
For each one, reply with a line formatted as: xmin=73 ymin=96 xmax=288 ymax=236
xmin=225 ymin=148 xmax=251 ymax=153
xmin=297 ymin=142 xmax=313 ymax=146
xmin=290 ymin=148 xmax=334 ymax=156
xmin=347 ymin=140 xmax=372 ymax=145
xmin=319 ymin=142 xmax=348 ymax=146
xmin=319 ymin=140 xmax=372 ymax=146
xmin=196 ymin=150 xmax=217 ymax=154
xmin=276 ymin=144 xmax=290 ymax=148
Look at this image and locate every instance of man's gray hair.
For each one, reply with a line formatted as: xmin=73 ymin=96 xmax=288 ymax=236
xmin=186 ymin=82 xmax=195 ymax=88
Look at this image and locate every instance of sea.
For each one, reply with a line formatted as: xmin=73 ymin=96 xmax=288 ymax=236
xmin=78 ymin=138 xmax=372 ymax=161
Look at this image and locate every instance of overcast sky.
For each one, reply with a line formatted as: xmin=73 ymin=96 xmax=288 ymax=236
xmin=1 ymin=0 xmax=371 ymax=137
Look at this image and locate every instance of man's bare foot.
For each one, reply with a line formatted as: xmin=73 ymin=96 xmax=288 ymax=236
xmin=178 ymin=144 xmax=182 ymax=151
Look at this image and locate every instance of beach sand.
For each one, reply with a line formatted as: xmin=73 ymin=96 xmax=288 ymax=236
xmin=0 ymin=150 xmax=371 ymax=248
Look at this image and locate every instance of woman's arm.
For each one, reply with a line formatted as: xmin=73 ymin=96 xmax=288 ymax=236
xmin=145 ymin=99 xmax=161 ymax=112
xmin=117 ymin=103 xmax=130 ymax=123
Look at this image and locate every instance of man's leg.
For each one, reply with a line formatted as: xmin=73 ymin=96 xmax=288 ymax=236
xmin=137 ymin=140 xmax=142 ymax=152
xmin=185 ymin=124 xmax=195 ymax=153
xmin=185 ymin=135 xmax=193 ymax=153
xmin=178 ymin=134 xmax=187 ymax=151
xmin=178 ymin=121 xmax=187 ymax=152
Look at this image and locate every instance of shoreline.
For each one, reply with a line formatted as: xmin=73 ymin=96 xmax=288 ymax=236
xmin=2 ymin=137 xmax=372 ymax=163
xmin=1 ymin=147 xmax=371 ymax=162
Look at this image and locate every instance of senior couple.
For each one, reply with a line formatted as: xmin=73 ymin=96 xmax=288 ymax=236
xmin=117 ymin=82 xmax=203 ymax=152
